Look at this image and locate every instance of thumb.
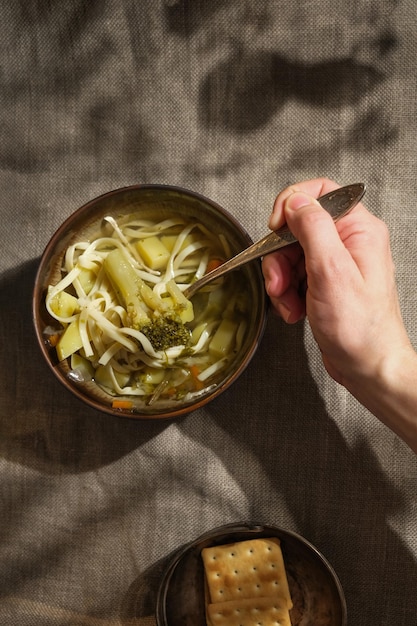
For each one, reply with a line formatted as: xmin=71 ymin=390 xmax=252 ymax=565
xmin=284 ymin=191 xmax=345 ymax=261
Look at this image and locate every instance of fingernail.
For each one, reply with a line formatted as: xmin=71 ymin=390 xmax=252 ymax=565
xmin=286 ymin=191 xmax=316 ymax=211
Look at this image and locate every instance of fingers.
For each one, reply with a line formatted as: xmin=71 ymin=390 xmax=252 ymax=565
xmin=269 ymin=284 xmax=306 ymax=324
xmin=264 ymin=191 xmax=346 ymax=324
xmin=262 ymin=245 xmax=306 ymax=323
xmin=283 ymin=191 xmax=349 ymax=274
xmin=264 ymin=177 xmax=375 ymax=325
xmin=269 ymin=177 xmax=340 ymax=231
xmin=335 ymin=208 xmax=393 ymax=284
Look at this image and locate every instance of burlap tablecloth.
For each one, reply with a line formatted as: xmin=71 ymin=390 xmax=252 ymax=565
xmin=1 ymin=1 xmax=416 ymax=624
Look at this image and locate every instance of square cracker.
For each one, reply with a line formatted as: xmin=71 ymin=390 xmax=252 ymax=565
xmin=207 ymin=596 xmax=292 ymax=626
xmin=201 ymin=537 xmax=292 ymax=608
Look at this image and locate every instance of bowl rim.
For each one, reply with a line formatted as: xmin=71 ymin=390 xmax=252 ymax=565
xmin=33 ymin=183 xmax=267 ymax=419
xmin=156 ymin=521 xmax=347 ymax=626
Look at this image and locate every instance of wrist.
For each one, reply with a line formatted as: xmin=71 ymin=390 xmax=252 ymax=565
xmin=345 ymin=345 xmax=417 ymax=453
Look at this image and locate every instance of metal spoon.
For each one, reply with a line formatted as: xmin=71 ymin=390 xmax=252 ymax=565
xmin=184 ymin=183 xmax=366 ymax=298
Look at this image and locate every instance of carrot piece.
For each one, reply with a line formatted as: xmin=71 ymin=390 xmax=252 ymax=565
xmin=206 ymin=258 xmax=223 ymax=274
xmin=48 ymin=334 xmax=60 ymax=347
xmin=190 ymin=364 xmax=204 ymax=390
xmin=112 ymin=399 xmax=133 ymax=410
xmin=190 ymin=364 xmax=200 ymax=379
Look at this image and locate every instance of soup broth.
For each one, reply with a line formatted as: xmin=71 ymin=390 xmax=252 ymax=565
xmin=44 ymin=212 xmax=251 ymax=408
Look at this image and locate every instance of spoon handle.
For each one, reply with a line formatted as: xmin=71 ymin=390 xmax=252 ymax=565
xmin=185 ymin=183 xmax=366 ymax=298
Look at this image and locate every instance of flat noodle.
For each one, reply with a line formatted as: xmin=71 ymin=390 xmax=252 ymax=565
xmin=45 ymin=214 xmax=250 ymax=402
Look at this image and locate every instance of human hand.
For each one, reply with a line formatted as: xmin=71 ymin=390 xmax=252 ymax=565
xmin=262 ymin=177 xmax=412 ymax=389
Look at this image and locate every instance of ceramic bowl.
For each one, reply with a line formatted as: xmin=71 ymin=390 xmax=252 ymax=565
xmin=33 ymin=184 xmax=267 ymax=419
xmin=156 ymin=522 xmax=347 ymax=626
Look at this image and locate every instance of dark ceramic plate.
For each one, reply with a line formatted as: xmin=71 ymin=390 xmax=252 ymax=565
xmin=156 ymin=522 xmax=347 ymax=626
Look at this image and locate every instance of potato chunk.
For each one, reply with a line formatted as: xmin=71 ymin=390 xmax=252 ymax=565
xmin=49 ymin=289 xmax=79 ymax=318
xmin=136 ymin=236 xmax=170 ymax=270
xmin=209 ymin=319 xmax=237 ymax=358
xmin=56 ymin=320 xmax=83 ymax=361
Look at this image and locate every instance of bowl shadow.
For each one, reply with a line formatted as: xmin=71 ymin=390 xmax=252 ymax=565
xmin=0 ymin=259 xmax=170 ymax=474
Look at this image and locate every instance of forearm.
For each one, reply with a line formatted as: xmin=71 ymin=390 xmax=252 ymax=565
xmin=345 ymin=346 xmax=417 ymax=454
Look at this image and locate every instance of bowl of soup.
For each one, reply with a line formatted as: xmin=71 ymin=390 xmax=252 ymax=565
xmin=33 ymin=184 xmax=267 ymax=419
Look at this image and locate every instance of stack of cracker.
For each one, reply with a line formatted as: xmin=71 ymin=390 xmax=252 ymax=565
xmin=202 ymin=537 xmax=293 ymax=626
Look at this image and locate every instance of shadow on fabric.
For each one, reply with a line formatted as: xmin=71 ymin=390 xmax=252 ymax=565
xmin=179 ymin=315 xmax=417 ymax=623
xmin=0 ymin=260 xmax=170 ymax=474
xmin=120 ymin=551 xmax=173 ymax=625
xmin=199 ymin=52 xmax=385 ymax=134
xmin=163 ymin=0 xmax=229 ymax=35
